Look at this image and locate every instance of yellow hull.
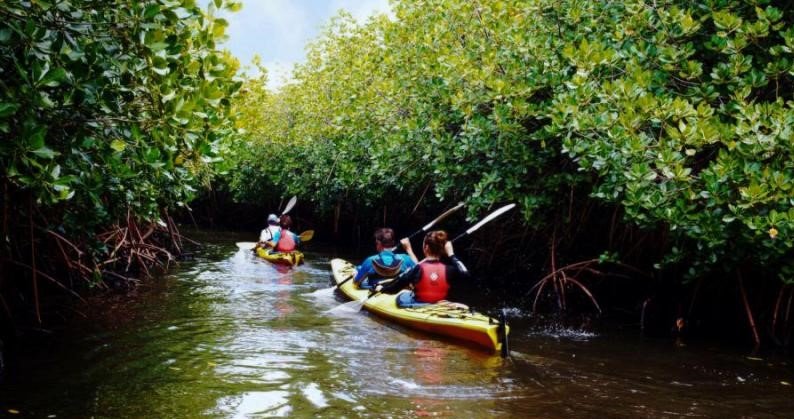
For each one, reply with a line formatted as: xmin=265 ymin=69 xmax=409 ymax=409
xmin=256 ymin=248 xmax=304 ymax=266
xmin=331 ymin=258 xmax=508 ymax=353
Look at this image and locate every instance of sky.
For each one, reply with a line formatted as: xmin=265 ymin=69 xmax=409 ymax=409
xmin=222 ymin=0 xmax=392 ymax=90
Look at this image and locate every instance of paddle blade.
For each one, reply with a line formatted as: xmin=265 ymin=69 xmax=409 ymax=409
xmin=298 ymin=230 xmax=314 ymax=242
xmin=326 ymin=298 xmax=365 ymax=314
xmin=465 ymin=203 xmax=516 ymax=236
xmin=281 ymin=195 xmax=297 ymax=215
xmin=421 ymin=202 xmax=464 ymax=232
xmin=236 ymin=241 xmax=257 ymax=250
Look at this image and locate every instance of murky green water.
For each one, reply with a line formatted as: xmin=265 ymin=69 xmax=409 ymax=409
xmin=2 ymin=231 xmax=793 ymax=418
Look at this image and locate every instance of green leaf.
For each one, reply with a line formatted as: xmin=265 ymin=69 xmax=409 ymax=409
xmin=39 ymin=67 xmax=69 ymax=87
xmin=0 ymin=102 xmax=20 ymax=118
xmin=28 ymin=127 xmax=46 ymax=149
xmin=225 ymin=2 xmax=243 ymax=12
xmin=110 ymin=139 xmax=126 ymax=152
xmin=144 ymin=4 xmax=161 ymax=19
xmin=32 ymin=147 xmax=56 ymax=159
xmin=0 ymin=28 xmax=11 ymax=43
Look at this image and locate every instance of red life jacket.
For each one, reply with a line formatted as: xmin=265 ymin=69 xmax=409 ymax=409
xmin=414 ymin=260 xmax=449 ymax=303
xmin=275 ymin=230 xmax=296 ymax=252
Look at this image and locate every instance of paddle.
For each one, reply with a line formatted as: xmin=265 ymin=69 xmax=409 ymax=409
xmin=333 ymin=203 xmax=464 ymax=291
xmin=281 ymin=195 xmax=297 ymax=216
xmin=298 ymin=230 xmax=314 ymax=242
xmin=451 ymin=203 xmax=516 ymax=242
xmin=235 ymin=229 xmax=313 ymax=250
xmin=335 ymin=203 xmax=517 ymax=313
xmin=236 ymin=241 xmax=258 ymax=250
xmin=405 ymin=202 xmax=464 ymax=241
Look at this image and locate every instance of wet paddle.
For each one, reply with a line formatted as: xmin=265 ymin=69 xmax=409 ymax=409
xmin=335 ymin=203 xmax=517 ymax=313
xmin=333 ymin=203 xmax=464 ymax=291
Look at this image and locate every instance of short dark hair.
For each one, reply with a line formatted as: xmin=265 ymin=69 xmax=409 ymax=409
xmin=374 ymin=228 xmax=395 ymax=247
xmin=279 ymin=214 xmax=292 ymax=230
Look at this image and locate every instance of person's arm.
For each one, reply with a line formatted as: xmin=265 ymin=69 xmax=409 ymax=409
xmin=266 ymin=229 xmax=281 ymax=249
xmin=378 ymin=264 xmax=420 ymax=294
xmin=354 ymin=257 xmax=373 ymax=283
xmin=445 ymin=241 xmax=470 ymax=277
xmin=400 ymin=238 xmax=419 ymax=263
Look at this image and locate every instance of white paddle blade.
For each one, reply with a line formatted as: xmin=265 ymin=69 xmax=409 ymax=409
xmin=236 ymin=242 xmax=257 ymax=250
xmin=326 ymin=298 xmax=365 ymax=314
xmin=281 ymin=196 xmax=298 ymax=215
xmin=421 ymin=202 xmax=464 ymax=232
xmin=465 ymin=203 xmax=516 ymax=235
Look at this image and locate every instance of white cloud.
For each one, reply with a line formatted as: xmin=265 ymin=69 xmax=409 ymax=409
xmin=248 ymin=0 xmax=312 ymax=54
xmin=262 ymin=60 xmax=296 ymax=90
xmin=224 ymin=0 xmax=393 ymax=91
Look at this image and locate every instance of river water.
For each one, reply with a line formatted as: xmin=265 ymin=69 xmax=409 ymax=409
xmin=2 ymin=231 xmax=793 ymax=418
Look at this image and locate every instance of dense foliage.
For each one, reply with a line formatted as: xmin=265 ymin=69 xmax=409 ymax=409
xmin=0 ymin=0 xmax=240 ymax=321
xmin=224 ymin=0 xmax=794 ymax=342
xmin=227 ymin=0 xmax=793 ymax=282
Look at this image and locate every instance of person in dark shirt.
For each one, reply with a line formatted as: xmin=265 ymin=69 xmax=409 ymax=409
xmin=376 ymin=230 xmax=469 ymax=307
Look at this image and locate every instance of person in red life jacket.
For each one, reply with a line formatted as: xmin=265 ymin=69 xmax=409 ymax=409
xmin=376 ymin=230 xmax=469 ymax=307
xmin=267 ymin=215 xmax=300 ymax=252
xmin=354 ymin=228 xmax=417 ymax=289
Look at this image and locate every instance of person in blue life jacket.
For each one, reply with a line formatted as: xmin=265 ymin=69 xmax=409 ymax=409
xmin=354 ymin=228 xmax=417 ymax=289
xmin=257 ymin=214 xmax=281 ymax=250
xmin=375 ymin=230 xmax=470 ymax=308
xmin=267 ymin=215 xmax=301 ymax=253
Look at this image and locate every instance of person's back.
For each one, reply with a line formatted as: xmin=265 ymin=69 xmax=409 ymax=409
xmin=355 ymin=228 xmax=416 ymax=289
xmin=273 ymin=215 xmax=299 ymax=252
xmin=259 ymin=214 xmax=281 ymax=245
xmin=378 ymin=230 xmax=469 ymax=307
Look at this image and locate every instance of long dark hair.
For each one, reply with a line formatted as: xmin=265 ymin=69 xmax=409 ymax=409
xmin=424 ymin=230 xmax=448 ymax=256
xmin=279 ymin=214 xmax=292 ymax=230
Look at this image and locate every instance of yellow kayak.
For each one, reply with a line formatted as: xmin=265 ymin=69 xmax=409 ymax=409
xmin=331 ymin=258 xmax=509 ymax=354
xmin=256 ymin=248 xmax=304 ymax=266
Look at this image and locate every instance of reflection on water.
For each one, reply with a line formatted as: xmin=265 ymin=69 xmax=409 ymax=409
xmin=1 ymin=230 xmax=793 ymax=418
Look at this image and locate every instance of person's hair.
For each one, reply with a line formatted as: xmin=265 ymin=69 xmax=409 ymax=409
xmin=423 ymin=230 xmax=448 ymax=256
xmin=374 ymin=228 xmax=395 ymax=247
xmin=279 ymin=214 xmax=292 ymax=230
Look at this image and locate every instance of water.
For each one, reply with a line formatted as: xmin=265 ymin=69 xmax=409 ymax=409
xmin=1 ymin=231 xmax=793 ymax=418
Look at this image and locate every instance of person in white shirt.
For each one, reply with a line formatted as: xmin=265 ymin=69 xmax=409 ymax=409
xmin=258 ymin=214 xmax=281 ymax=248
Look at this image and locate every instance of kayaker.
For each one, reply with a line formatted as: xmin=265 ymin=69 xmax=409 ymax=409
xmin=376 ymin=230 xmax=469 ymax=307
xmin=257 ymin=214 xmax=281 ymax=249
xmin=354 ymin=228 xmax=416 ymax=289
xmin=269 ymin=214 xmax=300 ymax=252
